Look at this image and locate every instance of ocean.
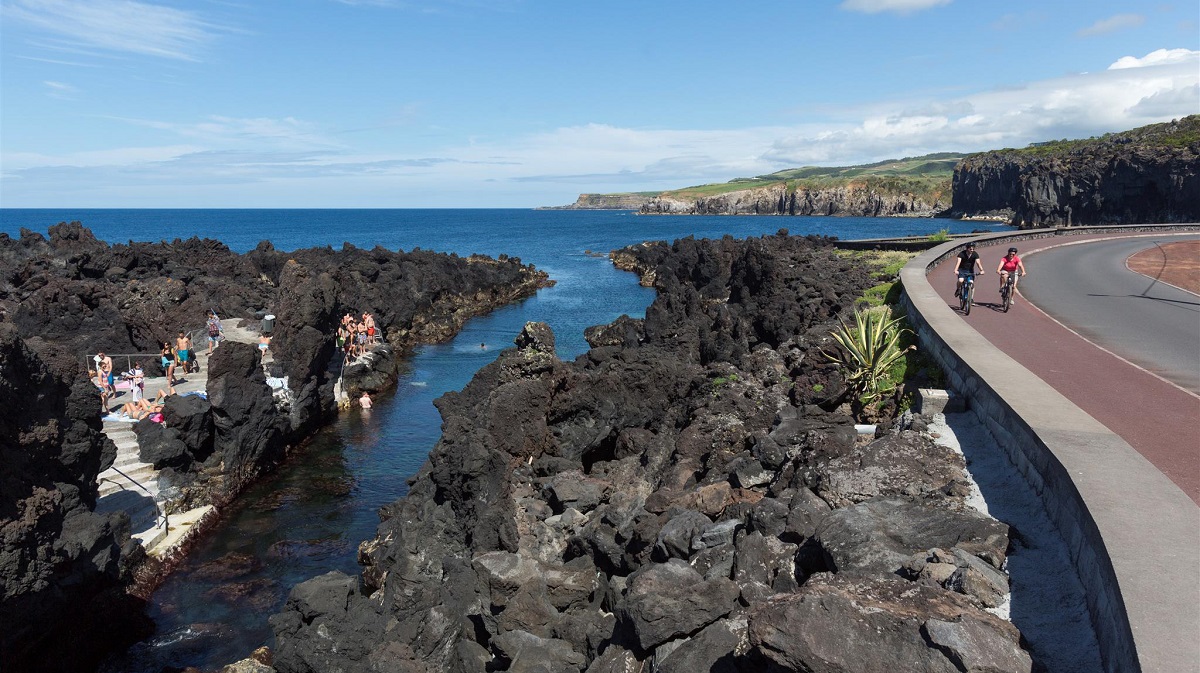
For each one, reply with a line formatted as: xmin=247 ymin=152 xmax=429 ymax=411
xmin=0 ymin=209 xmax=1012 ymax=671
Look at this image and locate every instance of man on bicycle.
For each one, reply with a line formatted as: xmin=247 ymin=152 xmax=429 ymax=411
xmin=997 ymin=247 xmax=1027 ymax=299
xmin=953 ymin=242 xmax=984 ymax=297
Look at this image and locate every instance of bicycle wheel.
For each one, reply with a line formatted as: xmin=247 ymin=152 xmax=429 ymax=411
xmin=1002 ymin=283 xmax=1012 ymax=312
xmin=964 ymin=282 xmax=973 ymax=315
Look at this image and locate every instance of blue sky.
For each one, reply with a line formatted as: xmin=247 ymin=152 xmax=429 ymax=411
xmin=1 ymin=0 xmax=1197 ymax=208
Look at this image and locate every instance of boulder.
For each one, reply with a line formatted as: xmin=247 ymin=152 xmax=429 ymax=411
xmin=815 ymin=497 xmax=1009 ymax=576
xmin=652 ymin=617 xmax=749 ymax=673
xmin=618 ymin=559 xmax=739 ymax=651
xmin=748 ymin=573 xmax=1030 ymax=673
xmin=162 ymin=393 xmax=213 ymax=462
xmin=134 ymin=421 xmax=191 ymax=470
xmin=806 ymin=431 xmax=970 ymax=507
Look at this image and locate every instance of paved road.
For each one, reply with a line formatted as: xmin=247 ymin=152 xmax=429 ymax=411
xmin=930 ymin=233 xmax=1200 ymax=502
xmin=1021 ymin=236 xmax=1200 ymax=394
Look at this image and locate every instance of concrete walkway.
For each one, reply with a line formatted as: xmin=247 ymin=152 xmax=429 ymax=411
xmin=903 ymin=225 xmax=1200 ymax=673
xmin=93 ymin=319 xmax=269 ymax=555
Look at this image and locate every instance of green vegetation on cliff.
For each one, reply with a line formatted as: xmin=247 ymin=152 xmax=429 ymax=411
xmin=657 ymin=153 xmax=959 ymax=203
xmin=986 ymin=115 xmax=1200 ymax=158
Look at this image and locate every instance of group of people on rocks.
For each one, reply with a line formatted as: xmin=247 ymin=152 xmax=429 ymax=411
xmin=337 ymin=311 xmax=379 ymax=360
xmin=90 ymin=310 xmax=229 ymax=418
xmin=90 ymin=353 xmax=156 ymax=418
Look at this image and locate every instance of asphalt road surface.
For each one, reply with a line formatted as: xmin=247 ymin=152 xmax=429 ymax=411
xmin=930 ymin=232 xmax=1200 ymax=502
xmin=1021 ymin=235 xmax=1200 ymax=394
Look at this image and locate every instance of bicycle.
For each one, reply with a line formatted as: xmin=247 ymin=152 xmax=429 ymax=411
xmin=959 ymin=273 xmax=975 ymax=315
xmin=999 ymin=270 xmax=1020 ymax=313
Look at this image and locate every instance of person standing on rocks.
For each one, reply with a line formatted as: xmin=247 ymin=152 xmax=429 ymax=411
xmin=91 ymin=368 xmax=110 ymax=414
xmin=363 ymin=312 xmax=377 ymax=345
xmin=128 ymin=361 xmax=145 ymax=403
xmin=161 ymin=341 xmax=178 ymax=385
xmin=98 ymin=351 xmax=114 ymax=395
xmin=206 ymin=310 xmax=223 ymax=355
xmin=176 ymin=331 xmax=193 ymax=374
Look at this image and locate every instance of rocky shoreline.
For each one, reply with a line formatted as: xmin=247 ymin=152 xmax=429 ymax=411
xmin=0 ymin=222 xmax=552 ymax=672
xmin=266 ymin=233 xmax=1033 ymax=672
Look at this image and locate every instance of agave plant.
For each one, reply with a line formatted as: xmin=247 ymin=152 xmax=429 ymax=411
xmin=824 ymin=308 xmax=914 ymax=406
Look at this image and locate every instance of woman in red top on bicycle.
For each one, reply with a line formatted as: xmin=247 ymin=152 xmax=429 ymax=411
xmin=997 ymin=247 xmax=1028 ymax=297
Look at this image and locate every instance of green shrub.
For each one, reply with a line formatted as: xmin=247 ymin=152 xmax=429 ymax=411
xmin=824 ymin=308 xmax=914 ymax=407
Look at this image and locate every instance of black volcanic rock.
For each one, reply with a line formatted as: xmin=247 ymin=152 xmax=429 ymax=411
xmin=0 ymin=324 xmax=151 ymax=673
xmin=951 ymin=115 xmax=1200 ymax=227
xmin=0 ymin=222 xmax=552 ymax=669
xmin=271 ymin=232 xmax=1031 ymax=671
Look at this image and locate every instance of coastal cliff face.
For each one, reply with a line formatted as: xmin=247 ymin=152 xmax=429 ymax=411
xmin=951 ymin=116 xmax=1200 ymax=227
xmin=0 ymin=324 xmax=153 ymax=672
xmin=546 ymin=193 xmax=656 ymax=210
xmin=0 ymin=222 xmax=552 ymax=670
xmin=270 ymin=234 xmax=1031 ymax=673
xmin=639 ymin=182 xmax=947 ymax=217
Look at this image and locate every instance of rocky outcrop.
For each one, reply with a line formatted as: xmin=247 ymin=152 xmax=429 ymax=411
xmin=0 ymin=324 xmax=153 ymax=672
xmin=640 ymin=182 xmax=948 ymax=217
xmin=271 ymin=234 xmax=1032 ymax=672
xmin=950 ymin=115 xmax=1200 ymax=227
xmin=543 ymin=193 xmax=656 ymax=210
xmin=0 ymin=222 xmax=553 ymax=670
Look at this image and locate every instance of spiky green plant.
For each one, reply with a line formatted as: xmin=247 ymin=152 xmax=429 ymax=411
xmin=824 ymin=308 xmax=914 ymax=406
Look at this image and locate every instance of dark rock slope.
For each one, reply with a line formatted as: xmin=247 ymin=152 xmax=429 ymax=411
xmin=271 ymin=234 xmax=1032 ymax=672
xmin=0 ymin=324 xmax=153 ymax=671
xmin=0 ymin=222 xmax=551 ymax=672
xmin=951 ymin=115 xmax=1200 ymax=227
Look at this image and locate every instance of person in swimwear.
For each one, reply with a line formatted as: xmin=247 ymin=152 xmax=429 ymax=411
xmin=176 ymin=332 xmax=193 ymax=374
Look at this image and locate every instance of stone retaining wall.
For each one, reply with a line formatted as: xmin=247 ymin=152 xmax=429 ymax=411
xmin=899 ymin=224 xmax=1200 ymax=673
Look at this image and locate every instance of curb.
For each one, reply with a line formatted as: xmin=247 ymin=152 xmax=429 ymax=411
xmin=899 ymin=224 xmax=1200 ymax=673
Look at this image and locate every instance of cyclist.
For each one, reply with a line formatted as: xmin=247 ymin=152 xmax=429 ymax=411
xmin=953 ymin=242 xmax=984 ymax=297
xmin=997 ymin=247 xmax=1027 ymax=300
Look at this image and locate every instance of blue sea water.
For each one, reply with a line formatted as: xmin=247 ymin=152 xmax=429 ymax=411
xmin=0 ymin=209 xmax=1012 ymax=671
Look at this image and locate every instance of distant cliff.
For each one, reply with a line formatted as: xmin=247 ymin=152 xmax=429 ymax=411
xmin=639 ymin=181 xmax=948 ymax=217
xmin=547 ymin=155 xmax=957 ymax=218
xmin=542 ymin=193 xmax=657 ymax=210
xmin=950 ymin=115 xmax=1200 ymax=228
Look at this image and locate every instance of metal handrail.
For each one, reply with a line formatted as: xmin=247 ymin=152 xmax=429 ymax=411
xmin=99 ymin=467 xmax=168 ymax=532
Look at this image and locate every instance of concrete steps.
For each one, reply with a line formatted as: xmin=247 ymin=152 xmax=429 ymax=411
xmin=93 ymin=320 xmax=274 ymax=557
xmin=94 ymin=346 xmax=212 ymax=555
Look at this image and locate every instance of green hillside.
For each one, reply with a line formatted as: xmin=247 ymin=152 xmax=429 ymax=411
xmin=656 ymin=153 xmax=960 ymax=202
xmin=988 ymin=114 xmax=1200 ymax=158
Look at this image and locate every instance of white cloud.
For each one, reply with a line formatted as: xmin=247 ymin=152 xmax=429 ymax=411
xmin=112 ymin=115 xmax=339 ymax=150
xmin=762 ymin=50 xmax=1199 ymax=165
xmin=3 ymin=50 xmax=1197 ymax=206
xmin=1109 ymin=48 xmax=1198 ymax=69
xmin=42 ymin=79 xmax=77 ymax=99
xmin=1077 ymin=13 xmax=1145 ymax=37
xmin=839 ymin=0 xmax=952 ymax=15
xmin=1 ymin=0 xmax=224 ymax=61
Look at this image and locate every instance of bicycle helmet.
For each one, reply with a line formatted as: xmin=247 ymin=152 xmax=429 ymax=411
xmin=1008 ymin=247 xmax=1018 ymax=254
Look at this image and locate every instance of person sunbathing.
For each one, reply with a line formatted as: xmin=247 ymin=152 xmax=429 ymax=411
xmin=119 ymin=399 xmax=163 ymax=421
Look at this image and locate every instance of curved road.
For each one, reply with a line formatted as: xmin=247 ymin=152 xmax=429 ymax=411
xmin=1021 ymin=236 xmax=1200 ymax=394
xmin=930 ymin=233 xmax=1200 ymax=502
